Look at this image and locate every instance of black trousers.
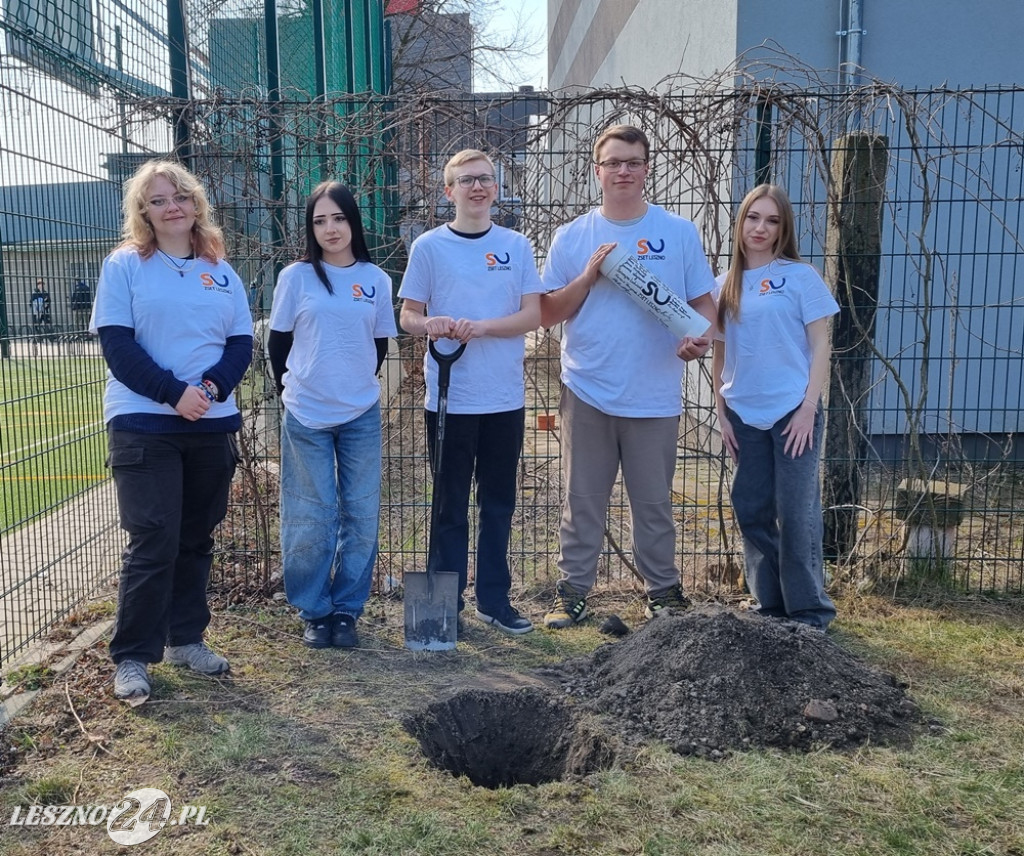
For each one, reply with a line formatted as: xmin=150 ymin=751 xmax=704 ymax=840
xmin=107 ymin=428 xmax=236 ymax=664
xmin=424 ymin=408 xmax=524 ymax=613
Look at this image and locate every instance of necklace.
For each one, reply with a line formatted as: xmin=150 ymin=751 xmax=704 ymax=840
xmin=156 ymin=248 xmax=197 ymax=277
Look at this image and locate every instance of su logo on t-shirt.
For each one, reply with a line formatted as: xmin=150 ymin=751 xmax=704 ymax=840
xmin=485 ymin=252 xmax=512 ymax=271
xmin=352 ymin=283 xmax=376 ymax=300
xmin=636 ymin=238 xmax=666 ymax=261
xmin=200 ymin=273 xmax=232 ymax=293
xmin=758 ymin=277 xmax=787 ymax=295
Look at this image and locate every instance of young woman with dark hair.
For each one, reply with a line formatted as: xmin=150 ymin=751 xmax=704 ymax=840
xmin=268 ymin=182 xmax=397 ymax=649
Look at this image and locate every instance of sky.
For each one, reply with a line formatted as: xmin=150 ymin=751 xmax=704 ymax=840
xmin=485 ymin=0 xmax=548 ymax=90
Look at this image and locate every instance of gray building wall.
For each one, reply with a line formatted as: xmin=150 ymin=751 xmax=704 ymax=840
xmin=549 ymin=0 xmax=1024 ymax=89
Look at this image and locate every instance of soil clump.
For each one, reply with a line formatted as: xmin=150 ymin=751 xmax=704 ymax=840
xmin=550 ymin=605 xmax=922 ymax=758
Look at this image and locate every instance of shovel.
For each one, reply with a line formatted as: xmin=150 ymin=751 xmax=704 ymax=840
xmin=404 ymin=339 xmax=466 ymax=651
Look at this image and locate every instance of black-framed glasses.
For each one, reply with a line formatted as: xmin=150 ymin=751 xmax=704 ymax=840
xmin=595 ymin=159 xmax=648 ymax=172
xmin=147 ymin=194 xmax=194 ymax=208
xmin=452 ymin=174 xmax=497 ymax=188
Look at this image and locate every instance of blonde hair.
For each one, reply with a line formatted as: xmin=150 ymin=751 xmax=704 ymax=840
xmin=443 ymin=149 xmax=495 ymax=186
xmin=592 ymin=124 xmax=650 ymax=163
xmin=119 ymin=160 xmax=225 ymax=262
xmin=717 ymin=184 xmax=801 ymax=329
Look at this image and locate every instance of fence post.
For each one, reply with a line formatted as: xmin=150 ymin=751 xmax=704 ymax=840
xmin=0 ymin=222 xmax=9 ymax=358
xmin=167 ymin=0 xmax=191 ymax=163
xmin=823 ymin=132 xmax=889 ymax=560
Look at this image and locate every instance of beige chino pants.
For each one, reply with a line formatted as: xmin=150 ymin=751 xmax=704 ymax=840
xmin=556 ymin=387 xmax=682 ymax=596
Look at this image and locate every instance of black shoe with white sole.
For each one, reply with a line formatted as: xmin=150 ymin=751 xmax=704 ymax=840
xmin=475 ymin=603 xmax=534 ymax=635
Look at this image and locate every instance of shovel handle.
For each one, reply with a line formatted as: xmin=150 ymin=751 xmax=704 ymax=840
xmin=429 ymin=340 xmax=466 ymax=475
xmin=428 ymin=339 xmax=466 ymax=389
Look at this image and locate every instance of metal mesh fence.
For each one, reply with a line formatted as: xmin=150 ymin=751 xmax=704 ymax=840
xmin=2 ymin=1 xmax=1023 ymax=667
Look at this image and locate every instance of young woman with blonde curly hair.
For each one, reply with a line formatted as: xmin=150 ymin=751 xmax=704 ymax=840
xmin=92 ymin=160 xmax=253 ymax=700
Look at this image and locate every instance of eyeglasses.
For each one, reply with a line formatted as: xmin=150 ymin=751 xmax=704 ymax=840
xmin=451 ymin=174 xmax=497 ymax=188
xmin=595 ymin=159 xmax=648 ymax=172
xmin=147 ymin=194 xmax=194 ymax=208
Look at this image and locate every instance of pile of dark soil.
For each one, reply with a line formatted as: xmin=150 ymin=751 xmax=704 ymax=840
xmin=550 ymin=605 xmax=922 ymax=758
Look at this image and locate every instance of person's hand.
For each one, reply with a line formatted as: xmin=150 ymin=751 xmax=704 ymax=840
xmin=175 ymin=385 xmax=212 ymax=421
xmin=717 ymin=407 xmax=739 ymax=462
xmin=424 ymin=316 xmax=456 ymax=341
xmin=450 ymin=318 xmax=487 ymax=343
xmin=677 ymin=335 xmax=711 ymax=361
xmin=782 ymin=401 xmax=816 ymax=457
xmin=580 ymin=243 xmax=618 ymax=289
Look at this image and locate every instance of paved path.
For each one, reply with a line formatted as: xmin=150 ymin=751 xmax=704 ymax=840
xmin=0 ymin=479 xmax=123 ymax=668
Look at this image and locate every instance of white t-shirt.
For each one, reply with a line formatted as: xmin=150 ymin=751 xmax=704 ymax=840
xmin=92 ymin=247 xmax=252 ymax=422
xmin=714 ymin=259 xmax=839 ymax=430
xmin=269 ymin=260 xmax=397 ymax=429
xmin=398 ymin=224 xmax=545 ymax=414
xmin=542 ymin=204 xmax=716 ymax=417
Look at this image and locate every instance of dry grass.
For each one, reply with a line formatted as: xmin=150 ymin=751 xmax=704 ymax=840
xmin=0 ymin=589 xmax=1022 ymax=856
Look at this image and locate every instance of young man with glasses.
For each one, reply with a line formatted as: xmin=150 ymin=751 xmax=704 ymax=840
xmin=539 ymin=124 xmax=717 ymax=627
xmin=399 ymin=148 xmax=543 ymax=635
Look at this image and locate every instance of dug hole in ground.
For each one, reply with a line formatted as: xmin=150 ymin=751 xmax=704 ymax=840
xmin=404 ymin=604 xmax=921 ymax=787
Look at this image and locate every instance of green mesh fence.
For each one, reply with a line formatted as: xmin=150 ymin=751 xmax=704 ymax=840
xmin=2 ymin=0 xmax=1023 ymax=670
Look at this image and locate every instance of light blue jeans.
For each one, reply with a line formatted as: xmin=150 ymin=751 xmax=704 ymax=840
xmin=280 ymin=403 xmax=381 ymax=621
xmin=726 ymin=403 xmax=836 ymax=630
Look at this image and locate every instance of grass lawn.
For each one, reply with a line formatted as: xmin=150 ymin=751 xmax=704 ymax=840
xmin=0 ymin=354 xmax=108 ymax=531
xmin=0 ymin=590 xmax=1022 ymax=855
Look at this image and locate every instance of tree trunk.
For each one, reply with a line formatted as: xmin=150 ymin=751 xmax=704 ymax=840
xmin=823 ymin=133 xmax=889 ymax=560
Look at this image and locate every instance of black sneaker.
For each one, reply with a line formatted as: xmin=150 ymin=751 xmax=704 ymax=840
xmin=331 ymin=614 xmax=359 ymax=648
xmin=475 ymin=603 xmax=534 ymax=635
xmin=645 ymin=584 xmax=692 ymax=618
xmin=303 ymin=617 xmax=332 ymax=649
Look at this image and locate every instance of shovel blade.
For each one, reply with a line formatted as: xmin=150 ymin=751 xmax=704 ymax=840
xmin=403 ymin=570 xmax=460 ymax=651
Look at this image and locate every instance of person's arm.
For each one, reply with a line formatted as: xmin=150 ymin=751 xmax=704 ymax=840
xmin=98 ymin=325 xmax=188 ymax=406
xmin=97 ymin=325 xmax=210 ymax=420
xmin=781 ymin=317 xmax=831 ymax=457
xmin=676 ymin=291 xmax=719 ymax=361
xmin=449 ymin=293 xmax=541 ymax=342
xmin=203 ymin=334 xmax=254 ymax=401
xmin=539 ymin=243 xmax=617 ymax=328
xmin=267 ymin=329 xmax=293 ymax=396
xmin=400 ymin=299 xmax=456 ymax=341
xmin=712 ymin=341 xmax=738 ymax=461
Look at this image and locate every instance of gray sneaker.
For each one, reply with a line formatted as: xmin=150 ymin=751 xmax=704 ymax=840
xmin=165 ymin=642 xmax=230 ymax=675
xmin=113 ymin=660 xmax=151 ymax=699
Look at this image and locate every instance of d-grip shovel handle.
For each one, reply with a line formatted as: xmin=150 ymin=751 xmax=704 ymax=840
xmin=428 ymin=339 xmax=466 ymax=475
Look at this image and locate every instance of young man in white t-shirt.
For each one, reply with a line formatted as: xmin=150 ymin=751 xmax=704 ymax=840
xmin=399 ymin=149 xmax=543 ymax=634
xmin=539 ymin=125 xmax=717 ymax=628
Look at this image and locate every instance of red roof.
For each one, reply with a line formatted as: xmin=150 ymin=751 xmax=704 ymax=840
xmin=385 ymin=0 xmax=419 ymax=14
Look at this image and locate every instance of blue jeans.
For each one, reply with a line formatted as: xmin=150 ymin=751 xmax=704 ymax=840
xmin=424 ymin=408 xmax=524 ymax=613
xmin=280 ymin=404 xmax=381 ymax=621
xmin=107 ymin=429 xmax=237 ymax=664
xmin=726 ymin=404 xmax=836 ymax=629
